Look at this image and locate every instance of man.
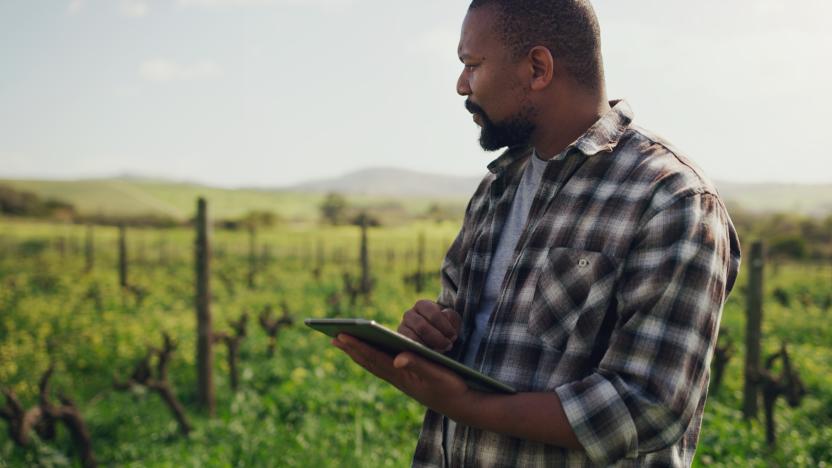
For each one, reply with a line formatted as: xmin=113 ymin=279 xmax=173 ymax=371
xmin=332 ymin=0 xmax=741 ymax=466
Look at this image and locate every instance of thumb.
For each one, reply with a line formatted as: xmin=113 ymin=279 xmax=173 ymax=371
xmin=393 ymin=351 xmax=418 ymax=370
xmin=393 ymin=352 xmax=431 ymax=372
xmin=393 ymin=352 xmax=447 ymax=381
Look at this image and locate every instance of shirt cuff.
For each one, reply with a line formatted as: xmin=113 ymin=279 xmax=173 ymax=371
xmin=555 ymin=373 xmax=639 ymax=465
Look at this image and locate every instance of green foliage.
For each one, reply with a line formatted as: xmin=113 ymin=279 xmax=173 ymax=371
xmin=0 ymin=219 xmax=459 ymax=466
xmin=769 ymin=235 xmax=808 ymax=260
xmin=76 ymin=213 xmax=181 ymax=229
xmin=320 ymin=192 xmax=349 ymax=225
xmin=1 ymin=219 xmax=830 ymax=466
xmin=220 ymin=210 xmax=283 ymax=230
xmin=730 ymin=208 xmax=832 ymax=260
xmin=695 ymin=261 xmax=832 ymax=467
xmin=351 ymin=211 xmax=381 ymax=227
xmin=423 ymin=202 xmax=464 ymax=223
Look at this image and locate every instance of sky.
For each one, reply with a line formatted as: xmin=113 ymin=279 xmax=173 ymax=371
xmin=1 ymin=0 xmax=831 ymax=187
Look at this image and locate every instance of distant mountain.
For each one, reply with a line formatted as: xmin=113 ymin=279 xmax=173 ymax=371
xmin=2 ymin=168 xmax=831 ymax=220
xmin=290 ymin=167 xmax=481 ymax=198
xmin=289 ymin=168 xmax=832 ymax=216
xmin=0 ymin=177 xmax=321 ymax=221
xmin=715 ymin=181 xmax=832 ymax=217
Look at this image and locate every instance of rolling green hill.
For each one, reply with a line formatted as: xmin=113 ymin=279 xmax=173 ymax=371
xmin=0 ymin=178 xmax=313 ymax=220
xmin=0 ymin=176 xmax=468 ymax=222
xmin=2 ymin=170 xmax=831 ymax=222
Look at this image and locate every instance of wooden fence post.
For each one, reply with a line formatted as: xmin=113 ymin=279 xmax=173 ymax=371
xmin=417 ymin=232 xmax=426 ymax=292
xmin=743 ymin=240 xmax=764 ymax=419
xmin=118 ymin=224 xmax=128 ymax=288
xmin=316 ymin=240 xmax=325 ymax=268
xmin=247 ymin=226 xmax=257 ymax=289
xmin=157 ymin=236 xmax=167 ymax=266
xmin=359 ymin=215 xmax=371 ymax=295
xmin=137 ymin=235 xmax=146 ymax=266
xmin=312 ymin=239 xmax=324 ymax=281
xmin=85 ymin=225 xmax=94 ymax=273
xmin=56 ymin=236 xmax=66 ymax=259
xmin=195 ymin=198 xmax=215 ymax=416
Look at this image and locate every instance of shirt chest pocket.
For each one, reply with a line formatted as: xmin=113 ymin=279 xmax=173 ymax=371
xmin=528 ymin=247 xmax=619 ymax=351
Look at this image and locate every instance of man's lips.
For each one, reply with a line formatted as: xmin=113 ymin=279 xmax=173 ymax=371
xmin=465 ymin=99 xmax=485 ymax=126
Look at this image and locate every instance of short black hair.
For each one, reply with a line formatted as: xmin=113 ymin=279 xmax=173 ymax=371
xmin=468 ymin=0 xmax=604 ymax=90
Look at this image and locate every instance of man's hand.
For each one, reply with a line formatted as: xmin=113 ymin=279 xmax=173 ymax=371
xmin=398 ymin=300 xmax=461 ymax=352
xmin=331 ymin=333 xmax=474 ymax=418
xmin=330 ymin=334 xmax=584 ymax=451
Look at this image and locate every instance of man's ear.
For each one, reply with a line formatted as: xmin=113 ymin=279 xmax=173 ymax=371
xmin=528 ymin=46 xmax=554 ymax=91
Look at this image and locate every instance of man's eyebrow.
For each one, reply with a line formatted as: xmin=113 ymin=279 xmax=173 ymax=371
xmin=458 ymin=53 xmax=484 ymax=63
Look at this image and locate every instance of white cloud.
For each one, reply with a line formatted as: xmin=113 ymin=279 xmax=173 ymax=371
xmin=177 ymin=0 xmax=273 ymax=6
xmin=0 ymin=152 xmax=32 ymax=176
xmin=113 ymin=84 xmax=141 ymax=98
xmin=176 ymin=0 xmax=356 ymax=8
xmin=285 ymin=0 xmax=355 ymax=8
xmin=120 ymin=0 xmax=149 ymax=17
xmin=407 ymin=28 xmax=458 ymax=57
xmin=405 ymin=27 xmax=464 ymax=85
xmin=139 ymin=59 xmax=222 ymax=82
xmin=67 ymin=0 xmax=85 ymax=14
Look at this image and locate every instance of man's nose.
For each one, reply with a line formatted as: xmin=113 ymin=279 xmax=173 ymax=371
xmin=456 ymin=72 xmax=471 ymax=96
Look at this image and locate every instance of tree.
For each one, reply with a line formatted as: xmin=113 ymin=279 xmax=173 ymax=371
xmin=351 ymin=211 xmax=380 ymax=227
xmin=320 ymin=192 xmax=348 ymax=225
xmin=0 ymin=184 xmax=76 ymax=219
xmin=240 ymin=210 xmax=280 ymax=229
xmin=425 ymin=202 xmax=463 ymax=223
xmin=769 ymin=235 xmax=807 ymax=261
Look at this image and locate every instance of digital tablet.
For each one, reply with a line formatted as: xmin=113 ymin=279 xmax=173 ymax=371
xmin=305 ymin=318 xmax=516 ymax=394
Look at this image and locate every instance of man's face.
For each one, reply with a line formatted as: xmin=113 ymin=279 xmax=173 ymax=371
xmin=457 ymin=6 xmax=536 ymax=151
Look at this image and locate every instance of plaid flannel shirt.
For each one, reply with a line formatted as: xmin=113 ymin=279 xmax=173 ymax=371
xmin=412 ymin=101 xmax=741 ymax=467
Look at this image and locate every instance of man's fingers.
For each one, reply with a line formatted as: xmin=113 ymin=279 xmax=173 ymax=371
xmin=402 ymin=312 xmax=453 ymax=351
xmin=442 ymin=308 xmax=462 ymax=333
xmin=333 ymin=334 xmax=395 ymax=379
xmin=398 ymin=323 xmax=423 ymax=343
xmin=414 ymin=301 xmax=458 ymax=341
xmin=397 ymin=323 xmax=420 ymax=342
xmin=393 ymin=352 xmax=467 ymax=393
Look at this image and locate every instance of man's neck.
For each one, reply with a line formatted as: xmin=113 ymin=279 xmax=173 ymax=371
xmin=532 ymin=92 xmax=611 ymax=160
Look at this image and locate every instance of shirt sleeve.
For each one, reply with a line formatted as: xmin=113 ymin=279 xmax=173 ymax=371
xmin=555 ymin=191 xmax=740 ymax=465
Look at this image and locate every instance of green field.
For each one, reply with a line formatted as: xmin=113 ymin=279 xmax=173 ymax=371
xmin=0 ymin=218 xmax=830 ymax=466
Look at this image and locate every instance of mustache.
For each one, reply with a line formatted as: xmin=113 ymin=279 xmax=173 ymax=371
xmin=465 ymin=99 xmax=485 ymax=116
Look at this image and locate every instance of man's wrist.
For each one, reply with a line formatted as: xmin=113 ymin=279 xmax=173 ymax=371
xmin=433 ymin=390 xmax=584 ymax=451
xmin=439 ymin=388 xmax=493 ymax=427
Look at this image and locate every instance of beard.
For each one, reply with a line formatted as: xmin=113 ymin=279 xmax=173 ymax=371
xmin=465 ymin=99 xmax=535 ymax=151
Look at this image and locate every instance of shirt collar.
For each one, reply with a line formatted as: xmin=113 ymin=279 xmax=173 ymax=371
xmin=571 ymin=99 xmax=633 ymax=157
xmin=486 ymin=144 xmax=533 ymax=177
xmin=486 ymin=100 xmax=633 ymax=177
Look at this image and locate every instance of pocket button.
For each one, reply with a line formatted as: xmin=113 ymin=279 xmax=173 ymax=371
xmin=578 ymin=258 xmax=590 ymax=268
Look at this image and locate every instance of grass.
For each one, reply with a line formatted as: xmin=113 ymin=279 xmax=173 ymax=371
xmin=0 ymin=218 xmax=830 ymax=466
